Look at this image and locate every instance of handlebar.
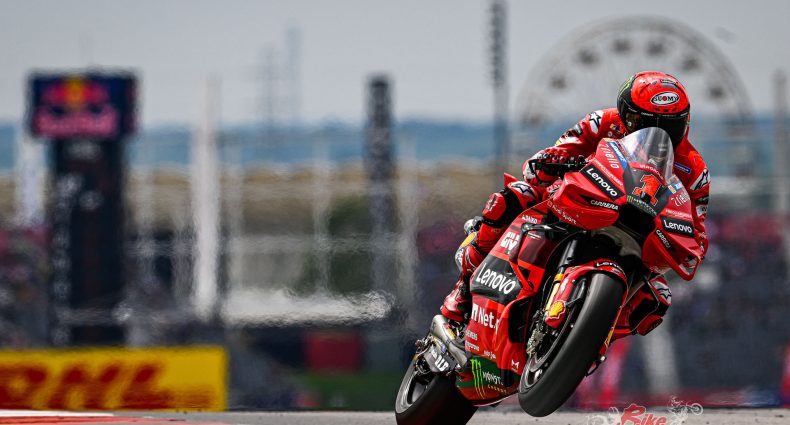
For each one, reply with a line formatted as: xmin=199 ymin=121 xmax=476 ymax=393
xmin=528 ymin=154 xmax=588 ymax=177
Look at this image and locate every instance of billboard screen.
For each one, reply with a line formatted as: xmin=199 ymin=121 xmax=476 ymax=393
xmin=28 ymin=72 xmax=137 ymax=139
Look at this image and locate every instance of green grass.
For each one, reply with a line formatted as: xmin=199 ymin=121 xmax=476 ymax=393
xmin=294 ymin=371 xmax=403 ymax=410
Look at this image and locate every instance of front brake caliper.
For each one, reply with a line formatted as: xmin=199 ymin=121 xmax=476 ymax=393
xmin=526 ymin=321 xmax=547 ymax=357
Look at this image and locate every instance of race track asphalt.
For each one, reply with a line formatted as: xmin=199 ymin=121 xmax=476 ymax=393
xmin=144 ymin=408 xmax=788 ymax=425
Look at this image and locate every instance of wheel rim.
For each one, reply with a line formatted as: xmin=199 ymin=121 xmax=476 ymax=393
xmin=522 ymin=314 xmax=574 ymax=389
xmin=521 ymin=282 xmax=586 ymax=390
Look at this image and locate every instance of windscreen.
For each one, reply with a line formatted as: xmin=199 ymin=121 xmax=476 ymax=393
xmin=617 ymin=127 xmax=675 ymax=180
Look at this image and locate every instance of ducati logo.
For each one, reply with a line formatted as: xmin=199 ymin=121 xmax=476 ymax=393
xmin=632 ymin=174 xmax=661 ymax=206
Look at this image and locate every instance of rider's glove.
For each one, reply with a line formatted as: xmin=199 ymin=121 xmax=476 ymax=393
xmin=524 ymin=147 xmax=567 ymax=187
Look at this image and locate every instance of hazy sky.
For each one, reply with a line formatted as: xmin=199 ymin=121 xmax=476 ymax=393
xmin=1 ymin=0 xmax=788 ymax=127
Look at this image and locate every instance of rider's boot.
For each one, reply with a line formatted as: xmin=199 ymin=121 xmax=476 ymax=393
xmin=591 ymin=277 xmax=671 ymax=373
xmin=613 ymin=275 xmax=672 ymax=342
xmin=440 ymin=236 xmax=485 ymax=323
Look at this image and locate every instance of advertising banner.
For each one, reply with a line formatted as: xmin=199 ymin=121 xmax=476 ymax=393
xmin=0 ymin=346 xmax=226 ymax=411
xmin=28 ymin=73 xmax=136 ymax=139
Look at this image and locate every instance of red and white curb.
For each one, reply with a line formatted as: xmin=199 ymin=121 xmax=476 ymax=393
xmin=0 ymin=411 xmax=228 ymax=425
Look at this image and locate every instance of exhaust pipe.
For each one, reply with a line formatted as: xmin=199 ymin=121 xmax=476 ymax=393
xmin=429 ymin=314 xmax=468 ymax=368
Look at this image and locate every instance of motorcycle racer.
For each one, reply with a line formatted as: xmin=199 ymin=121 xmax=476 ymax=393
xmin=441 ymin=71 xmax=710 ymax=342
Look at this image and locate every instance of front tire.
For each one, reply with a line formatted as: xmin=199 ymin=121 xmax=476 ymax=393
xmin=395 ymin=356 xmax=477 ymax=425
xmin=518 ymin=272 xmax=624 ymax=417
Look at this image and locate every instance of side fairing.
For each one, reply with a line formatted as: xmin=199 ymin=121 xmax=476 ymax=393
xmin=457 ymin=204 xmax=561 ymax=404
xmin=642 ymin=178 xmax=703 ymax=279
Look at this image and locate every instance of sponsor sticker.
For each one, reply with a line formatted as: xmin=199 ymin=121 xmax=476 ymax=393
xmin=667 ymin=210 xmax=693 ymax=220
xmin=469 ymin=359 xmax=487 ymax=398
xmin=627 ymin=194 xmax=659 ymax=217
xmin=607 ymin=141 xmax=629 ymax=168
xmin=429 ymin=346 xmax=450 ymax=372
xmin=585 ymin=196 xmax=619 ymax=211
xmin=474 ymin=263 xmax=518 ymax=295
xmin=661 ymin=216 xmax=694 ymax=237
xmin=499 ymin=231 xmax=519 ymax=252
xmin=673 ymin=162 xmax=692 ymax=174
xmin=581 ymin=165 xmax=624 ymax=200
xmin=601 ymin=145 xmax=621 ymax=169
xmin=673 ymin=190 xmax=690 ymax=206
xmin=546 ymin=300 xmax=565 ymax=319
xmin=655 ymin=229 xmax=674 ymax=251
xmin=482 ymin=370 xmax=503 ymax=386
xmin=594 ymin=261 xmax=626 ymax=278
xmin=667 ymin=181 xmax=685 ymax=194
xmin=550 ymin=201 xmax=578 ymax=225
xmin=650 ymin=91 xmax=680 ymax=106
xmin=470 ymin=303 xmax=499 ymax=329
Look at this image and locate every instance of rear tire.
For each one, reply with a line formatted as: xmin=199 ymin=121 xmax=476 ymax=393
xmin=395 ymin=356 xmax=477 ymax=425
xmin=518 ymin=272 xmax=624 ymax=417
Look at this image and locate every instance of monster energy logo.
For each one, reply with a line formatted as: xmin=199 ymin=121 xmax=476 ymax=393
xmin=470 ymin=359 xmax=486 ymax=398
xmin=619 ymin=75 xmax=635 ymax=97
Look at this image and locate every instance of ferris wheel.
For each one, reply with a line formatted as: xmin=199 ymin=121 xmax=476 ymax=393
xmin=513 ymin=16 xmax=754 ymax=169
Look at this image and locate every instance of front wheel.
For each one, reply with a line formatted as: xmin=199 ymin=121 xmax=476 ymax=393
xmin=518 ymin=272 xmax=625 ymax=417
xmin=395 ymin=355 xmax=477 ymax=425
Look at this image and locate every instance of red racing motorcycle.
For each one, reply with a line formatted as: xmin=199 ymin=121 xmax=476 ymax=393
xmin=394 ymin=128 xmax=705 ymax=424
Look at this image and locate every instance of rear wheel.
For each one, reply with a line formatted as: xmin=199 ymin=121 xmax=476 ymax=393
xmin=395 ymin=355 xmax=477 ymax=425
xmin=518 ymin=272 xmax=624 ymax=417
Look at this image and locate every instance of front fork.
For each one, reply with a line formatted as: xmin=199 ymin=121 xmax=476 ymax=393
xmin=526 ymin=237 xmax=582 ymax=356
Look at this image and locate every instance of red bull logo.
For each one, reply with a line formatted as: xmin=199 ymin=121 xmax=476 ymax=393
xmin=29 ymin=73 xmax=136 ymax=139
xmin=42 ymin=77 xmax=110 ymax=112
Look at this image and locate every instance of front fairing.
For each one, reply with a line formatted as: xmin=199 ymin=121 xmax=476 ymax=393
xmin=549 ymin=128 xmax=703 ymax=279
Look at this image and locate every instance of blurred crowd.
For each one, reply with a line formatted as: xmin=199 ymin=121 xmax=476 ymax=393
xmin=0 ymin=224 xmax=49 ymax=347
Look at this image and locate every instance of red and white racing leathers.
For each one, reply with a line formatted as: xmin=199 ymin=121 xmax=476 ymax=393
xmin=442 ymin=107 xmax=710 ymax=339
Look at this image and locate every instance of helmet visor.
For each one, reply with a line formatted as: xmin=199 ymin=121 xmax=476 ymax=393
xmin=622 ymin=112 xmax=688 ymax=147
